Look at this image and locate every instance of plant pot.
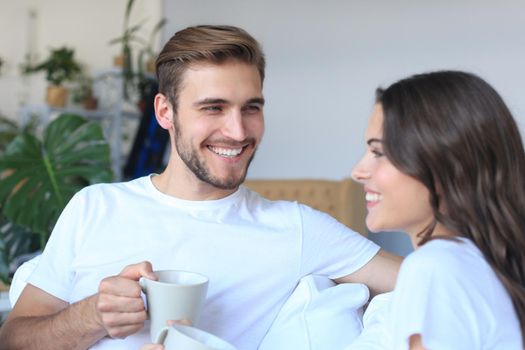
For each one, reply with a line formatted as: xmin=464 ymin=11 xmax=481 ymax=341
xmin=113 ymin=54 xmax=124 ymax=67
xmin=146 ymin=58 xmax=156 ymax=73
xmin=83 ymin=96 xmax=98 ymax=110
xmin=46 ymin=85 xmax=68 ymax=108
xmin=137 ymin=99 xmax=147 ymax=114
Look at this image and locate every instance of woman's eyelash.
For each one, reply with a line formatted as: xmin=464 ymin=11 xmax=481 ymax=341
xmin=372 ymin=149 xmax=384 ymax=157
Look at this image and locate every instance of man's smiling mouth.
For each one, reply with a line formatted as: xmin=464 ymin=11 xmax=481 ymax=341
xmin=208 ymin=145 xmax=244 ymax=157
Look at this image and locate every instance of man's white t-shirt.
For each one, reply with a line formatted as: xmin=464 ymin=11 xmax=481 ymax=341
xmin=389 ymin=238 xmax=522 ymax=349
xmin=28 ymin=175 xmax=380 ymax=349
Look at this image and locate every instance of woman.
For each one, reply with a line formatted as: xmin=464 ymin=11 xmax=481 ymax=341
xmin=352 ymin=71 xmax=525 ymax=349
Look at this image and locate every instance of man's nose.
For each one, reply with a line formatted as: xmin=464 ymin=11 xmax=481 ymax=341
xmin=222 ymin=110 xmax=246 ymax=141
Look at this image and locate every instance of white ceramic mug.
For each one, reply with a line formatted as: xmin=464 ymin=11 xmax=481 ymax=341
xmin=140 ymin=270 xmax=209 ymax=342
xmin=156 ymin=324 xmax=236 ymax=350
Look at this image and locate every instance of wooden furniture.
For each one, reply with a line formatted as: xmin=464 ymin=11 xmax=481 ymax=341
xmin=244 ymin=178 xmax=367 ymax=235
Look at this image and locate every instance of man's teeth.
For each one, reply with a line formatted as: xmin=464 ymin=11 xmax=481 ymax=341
xmin=210 ymin=146 xmax=243 ymax=157
xmin=365 ymin=192 xmax=382 ymax=202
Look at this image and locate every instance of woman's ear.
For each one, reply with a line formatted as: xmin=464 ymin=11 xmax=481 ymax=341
xmin=154 ymin=93 xmax=174 ymax=130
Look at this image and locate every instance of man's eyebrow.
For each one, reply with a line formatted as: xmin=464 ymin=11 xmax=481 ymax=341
xmin=247 ymin=97 xmax=265 ymax=106
xmin=193 ymin=98 xmax=228 ymax=107
xmin=367 ymin=138 xmax=382 ymax=146
xmin=193 ymin=97 xmax=265 ymax=107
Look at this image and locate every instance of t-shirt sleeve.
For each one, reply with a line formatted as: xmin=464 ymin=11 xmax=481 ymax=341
xmin=389 ymin=249 xmax=482 ymax=350
xmin=26 ymin=189 xmax=89 ymax=302
xmin=298 ymin=204 xmax=380 ymax=279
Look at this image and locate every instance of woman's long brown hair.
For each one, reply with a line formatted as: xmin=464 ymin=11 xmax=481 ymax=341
xmin=377 ymin=71 xmax=525 ymax=344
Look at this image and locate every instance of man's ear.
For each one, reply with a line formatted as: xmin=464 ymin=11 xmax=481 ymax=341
xmin=154 ymin=93 xmax=174 ymax=130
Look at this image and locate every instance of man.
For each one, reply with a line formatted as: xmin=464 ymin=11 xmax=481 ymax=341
xmin=0 ymin=25 xmax=401 ymax=349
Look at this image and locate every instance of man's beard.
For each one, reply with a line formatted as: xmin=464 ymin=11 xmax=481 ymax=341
xmin=173 ymin=124 xmax=256 ymax=190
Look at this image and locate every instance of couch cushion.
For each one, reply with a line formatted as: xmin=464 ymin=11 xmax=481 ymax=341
xmin=259 ymin=275 xmax=369 ymax=350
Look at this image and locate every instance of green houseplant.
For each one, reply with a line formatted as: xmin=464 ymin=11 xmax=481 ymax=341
xmin=134 ymin=17 xmax=166 ymax=112
xmin=0 ymin=115 xmax=39 ymax=286
xmin=137 ymin=17 xmax=167 ymax=74
xmin=0 ymin=113 xmax=113 ymax=283
xmin=110 ymin=0 xmax=167 ymax=102
xmin=71 ymin=72 xmax=98 ymax=110
xmin=109 ymin=0 xmax=144 ymax=100
xmin=0 ymin=116 xmax=20 ymax=150
xmin=23 ymin=47 xmax=82 ymax=107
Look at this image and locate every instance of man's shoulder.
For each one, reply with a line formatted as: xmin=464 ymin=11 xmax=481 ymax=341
xmin=241 ymin=185 xmax=302 ymax=209
xmin=75 ymin=176 xmax=150 ymax=202
xmin=240 ymin=186 xmax=306 ymax=227
xmin=242 ymin=185 xmax=334 ymax=214
xmin=241 ymin=186 xmax=351 ymax=233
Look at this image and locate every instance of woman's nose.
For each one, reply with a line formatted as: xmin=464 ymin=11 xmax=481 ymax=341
xmin=351 ymin=156 xmax=370 ymax=184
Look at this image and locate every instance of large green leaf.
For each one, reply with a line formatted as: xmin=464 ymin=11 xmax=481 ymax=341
xmin=0 ymin=113 xmax=113 ymax=247
xmin=0 ymin=115 xmax=20 ymax=155
xmin=0 ymin=214 xmax=39 ymax=284
xmin=124 ymin=0 xmax=137 ymax=27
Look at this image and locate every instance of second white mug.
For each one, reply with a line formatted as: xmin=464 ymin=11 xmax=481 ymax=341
xmin=156 ymin=324 xmax=236 ymax=350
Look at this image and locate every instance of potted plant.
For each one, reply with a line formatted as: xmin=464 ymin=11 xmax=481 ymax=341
xmin=133 ymin=18 xmax=166 ymax=112
xmin=0 ymin=113 xmax=113 ymax=284
xmin=0 ymin=116 xmax=19 ymax=151
xmin=109 ymin=0 xmax=145 ymax=100
xmin=23 ymin=47 xmax=82 ymax=108
xmin=71 ymin=72 xmax=98 ymax=110
xmin=137 ymin=18 xmax=167 ymax=74
xmin=0 ymin=115 xmax=39 ymax=287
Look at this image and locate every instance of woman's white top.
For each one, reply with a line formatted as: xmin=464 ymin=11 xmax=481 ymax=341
xmin=389 ymin=237 xmax=522 ymax=349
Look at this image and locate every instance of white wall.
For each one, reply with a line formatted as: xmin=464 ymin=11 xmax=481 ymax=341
xmin=0 ymin=0 xmax=162 ymax=119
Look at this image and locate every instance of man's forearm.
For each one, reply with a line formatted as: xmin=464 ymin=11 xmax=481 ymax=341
xmin=0 ymin=295 xmax=107 ymax=350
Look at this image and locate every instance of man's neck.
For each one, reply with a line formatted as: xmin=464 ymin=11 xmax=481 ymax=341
xmin=151 ymin=163 xmax=239 ymax=201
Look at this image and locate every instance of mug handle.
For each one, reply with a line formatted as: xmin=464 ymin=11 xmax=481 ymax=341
xmin=155 ymin=326 xmax=171 ymax=344
xmin=138 ymin=277 xmax=147 ymax=293
xmin=138 ymin=277 xmax=150 ymax=317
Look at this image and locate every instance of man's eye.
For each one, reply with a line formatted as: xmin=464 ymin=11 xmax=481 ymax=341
xmin=243 ymin=105 xmax=261 ymax=113
xmin=203 ymin=106 xmax=222 ymax=112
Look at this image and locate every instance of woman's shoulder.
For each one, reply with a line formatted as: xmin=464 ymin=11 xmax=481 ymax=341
xmin=393 ymin=239 xmax=521 ymax=349
xmin=401 ymin=237 xmax=481 ymax=277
